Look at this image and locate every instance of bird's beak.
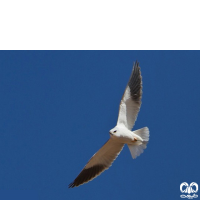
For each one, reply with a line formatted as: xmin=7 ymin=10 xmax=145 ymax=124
xmin=109 ymin=132 xmax=113 ymax=135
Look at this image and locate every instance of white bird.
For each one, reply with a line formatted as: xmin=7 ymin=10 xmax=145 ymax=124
xmin=69 ymin=61 xmax=149 ymax=188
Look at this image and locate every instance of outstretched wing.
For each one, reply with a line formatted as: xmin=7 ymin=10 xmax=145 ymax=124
xmin=117 ymin=61 xmax=142 ymax=130
xmin=69 ymin=139 xmax=124 ymax=188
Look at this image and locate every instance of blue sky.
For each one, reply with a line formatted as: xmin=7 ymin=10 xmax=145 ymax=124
xmin=0 ymin=51 xmax=200 ymax=200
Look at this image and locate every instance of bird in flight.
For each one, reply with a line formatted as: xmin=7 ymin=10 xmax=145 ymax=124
xmin=69 ymin=61 xmax=149 ymax=188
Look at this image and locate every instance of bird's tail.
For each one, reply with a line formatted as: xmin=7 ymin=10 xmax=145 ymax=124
xmin=127 ymin=127 xmax=149 ymax=159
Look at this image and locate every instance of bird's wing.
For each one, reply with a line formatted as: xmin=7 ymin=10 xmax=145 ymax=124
xmin=69 ymin=139 xmax=124 ymax=188
xmin=117 ymin=61 xmax=142 ymax=130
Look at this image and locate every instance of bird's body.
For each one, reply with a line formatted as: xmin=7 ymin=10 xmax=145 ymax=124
xmin=109 ymin=124 xmax=143 ymax=144
xmin=69 ymin=61 xmax=150 ymax=188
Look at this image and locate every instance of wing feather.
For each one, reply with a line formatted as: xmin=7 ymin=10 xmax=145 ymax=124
xmin=117 ymin=61 xmax=142 ymax=130
xmin=69 ymin=139 xmax=124 ymax=188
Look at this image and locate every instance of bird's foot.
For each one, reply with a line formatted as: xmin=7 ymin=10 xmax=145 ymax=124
xmin=132 ymin=137 xmax=137 ymax=142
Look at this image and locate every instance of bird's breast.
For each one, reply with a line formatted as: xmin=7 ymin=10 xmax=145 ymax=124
xmin=111 ymin=132 xmax=133 ymax=144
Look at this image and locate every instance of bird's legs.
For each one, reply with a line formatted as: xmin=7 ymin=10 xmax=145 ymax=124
xmin=132 ymin=137 xmax=137 ymax=142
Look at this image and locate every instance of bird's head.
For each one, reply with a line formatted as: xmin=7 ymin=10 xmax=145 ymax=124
xmin=109 ymin=126 xmax=121 ymax=137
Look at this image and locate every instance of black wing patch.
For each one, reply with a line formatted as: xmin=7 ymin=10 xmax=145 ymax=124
xmin=128 ymin=61 xmax=142 ymax=103
xmin=68 ymin=164 xmax=105 ymax=188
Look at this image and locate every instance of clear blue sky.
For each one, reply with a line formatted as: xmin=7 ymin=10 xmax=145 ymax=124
xmin=0 ymin=51 xmax=200 ymax=200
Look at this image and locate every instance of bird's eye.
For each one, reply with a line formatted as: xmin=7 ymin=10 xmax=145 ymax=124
xmin=113 ymin=130 xmax=117 ymax=133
